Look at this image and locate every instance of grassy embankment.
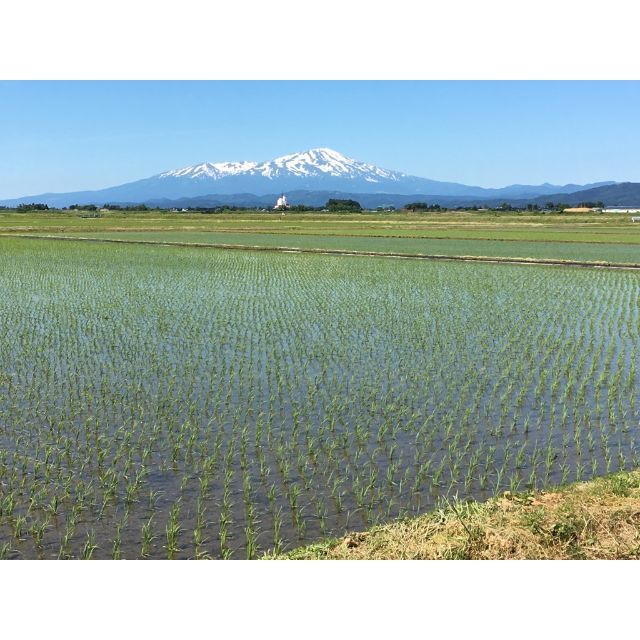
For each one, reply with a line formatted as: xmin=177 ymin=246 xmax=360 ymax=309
xmin=268 ymin=470 xmax=640 ymax=559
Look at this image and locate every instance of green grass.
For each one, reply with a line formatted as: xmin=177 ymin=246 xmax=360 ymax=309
xmin=269 ymin=469 xmax=640 ymax=559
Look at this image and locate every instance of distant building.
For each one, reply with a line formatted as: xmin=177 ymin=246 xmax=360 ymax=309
xmin=562 ymin=207 xmax=599 ymax=213
xmin=604 ymin=207 xmax=640 ymax=214
xmin=274 ymin=194 xmax=289 ymax=210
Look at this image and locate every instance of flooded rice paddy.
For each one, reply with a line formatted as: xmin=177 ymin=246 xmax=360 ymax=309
xmin=50 ymin=230 xmax=640 ymax=264
xmin=0 ymin=237 xmax=639 ymax=558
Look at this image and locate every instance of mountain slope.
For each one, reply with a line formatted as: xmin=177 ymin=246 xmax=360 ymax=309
xmin=528 ymin=182 xmax=640 ymax=207
xmin=143 ymin=182 xmax=640 ymax=210
xmin=0 ymin=147 xmax=618 ymax=207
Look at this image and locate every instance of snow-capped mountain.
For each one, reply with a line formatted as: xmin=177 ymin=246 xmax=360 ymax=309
xmin=0 ymin=148 xmax=616 ymax=208
xmin=159 ymin=148 xmax=406 ymax=184
xmin=150 ymin=148 xmax=614 ymax=197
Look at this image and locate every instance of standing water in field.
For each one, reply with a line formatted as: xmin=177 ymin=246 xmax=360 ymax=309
xmin=0 ymin=237 xmax=638 ymax=559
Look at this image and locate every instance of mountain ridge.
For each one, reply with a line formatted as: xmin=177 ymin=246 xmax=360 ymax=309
xmin=140 ymin=182 xmax=640 ymax=210
xmin=0 ymin=147 xmax=620 ymax=208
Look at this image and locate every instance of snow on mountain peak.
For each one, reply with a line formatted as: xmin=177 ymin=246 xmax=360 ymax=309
xmin=160 ymin=160 xmax=258 ymax=179
xmin=158 ymin=148 xmax=405 ymax=183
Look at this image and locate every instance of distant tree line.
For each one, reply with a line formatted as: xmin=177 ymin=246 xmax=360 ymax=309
xmin=288 ymin=204 xmax=321 ymax=212
xmin=16 ymin=203 xmax=49 ymax=211
xmin=326 ymin=199 xmax=362 ymax=212
xmin=576 ymin=201 xmax=605 ymax=209
xmin=405 ymin=202 xmax=445 ymax=212
xmin=541 ymin=201 xmax=604 ymax=211
xmin=3 ymin=199 xmax=609 ymax=215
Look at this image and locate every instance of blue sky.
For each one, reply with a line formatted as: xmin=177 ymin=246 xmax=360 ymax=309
xmin=0 ymin=81 xmax=638 ymax=199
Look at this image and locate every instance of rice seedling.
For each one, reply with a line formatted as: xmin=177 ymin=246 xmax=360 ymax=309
xmin=81 ymin=529 xmax=98 ymax=560
xmin=111 ymin=521 xmax=125 ymax=560
xmin=165 ymin=500 xmax=182 ymax=559
xmin=13 ymin=515 xmax=27 ymax=541
xmin=140 ymin=516 xmax=156 ymax=559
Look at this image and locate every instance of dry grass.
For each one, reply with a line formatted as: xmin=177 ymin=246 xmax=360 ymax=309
xmin=268 ymin=470 xmax=640 ymax=559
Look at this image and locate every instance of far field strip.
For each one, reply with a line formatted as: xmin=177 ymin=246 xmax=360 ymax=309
xmin=5 ymin=232 xmax=640 ymax=270
xmin=2 ymin=223 xmax=640 ymax=245
xmin=2 ymin=212 xmax=640 ymax=245
xmin=4 ymin=226 xmax=639 ymax=245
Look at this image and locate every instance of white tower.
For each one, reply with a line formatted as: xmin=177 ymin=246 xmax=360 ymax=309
xmin=274 ymin=194 xmax=289 ymax=209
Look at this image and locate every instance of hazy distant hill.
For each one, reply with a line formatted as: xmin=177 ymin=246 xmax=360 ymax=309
xmin=145 ymin=191 xmax=489 ymax=209
xmin=527 ymin=182 xmax=640 ymax=207
xmin=143 ymin=183 xmax=640 ymax=210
